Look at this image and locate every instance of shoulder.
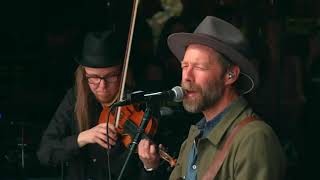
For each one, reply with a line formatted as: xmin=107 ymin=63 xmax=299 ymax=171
xmin=228 ymin=117 xmax=287 ymax=179
xmin=232 ymin=117 xmax=284 ymax=156
xmin=241 ymin=118 xmax=278 ymax=140
xmin=65 ymin=88 xmax=76 ymax=101
xmin=53 ymin=88 xmax=77 ymax=114
xmin=59 ymin=88 xmax=77 ymax=105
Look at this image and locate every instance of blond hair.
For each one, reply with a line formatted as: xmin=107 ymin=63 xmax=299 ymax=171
xmin=74 ymin=65 xmax=91 ymax=131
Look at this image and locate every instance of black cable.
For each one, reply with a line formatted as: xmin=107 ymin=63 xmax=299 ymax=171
xmin=116 ymin=104 xmax=152 ymax=180
xmin=106 ymin=105 xmax=116 ymax=180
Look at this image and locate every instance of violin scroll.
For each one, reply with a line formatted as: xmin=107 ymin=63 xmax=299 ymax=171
xmin=159 ymin=146 xmax=177 ymax=167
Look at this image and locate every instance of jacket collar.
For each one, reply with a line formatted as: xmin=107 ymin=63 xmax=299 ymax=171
xmin=188 ymin=96 xmax=248 ymax=147
xmin=207 ymin=96 xmax=248 ymax=146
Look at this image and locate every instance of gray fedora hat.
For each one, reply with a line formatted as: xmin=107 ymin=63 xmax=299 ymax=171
xmin=167 ymin=16 xmax=259 ymax=94
xmin=75 ymin=30 xmax=124 ymax=68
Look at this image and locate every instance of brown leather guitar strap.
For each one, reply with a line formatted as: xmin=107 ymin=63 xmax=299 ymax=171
xmin=202 ymin=116 xmax=256 ymax=180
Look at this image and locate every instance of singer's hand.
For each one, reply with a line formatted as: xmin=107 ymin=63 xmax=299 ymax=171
xmin=138 ymin=139 xmax=160 ymax=170
xmin=77 ymin=123 xmax=118 ymax=149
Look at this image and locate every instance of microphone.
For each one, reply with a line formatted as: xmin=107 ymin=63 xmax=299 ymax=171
xmin=112 ymin=86 xmax=184 ymax=107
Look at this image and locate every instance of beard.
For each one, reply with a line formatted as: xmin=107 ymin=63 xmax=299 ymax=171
xmin=93 ymin=90 xmax=119 ymax=105
xmin=181 ymin=77 xmax=225 ymax=113
xmin=95 ymin=93 xmax=111 ymax=103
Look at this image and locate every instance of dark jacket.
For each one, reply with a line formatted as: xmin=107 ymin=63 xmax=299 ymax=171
xmin=37 ymin=89 xmax=159 ymax=180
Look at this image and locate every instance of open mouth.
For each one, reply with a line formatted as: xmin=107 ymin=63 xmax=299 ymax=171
xmin=184 ymin=90 xmax=198 ymax=98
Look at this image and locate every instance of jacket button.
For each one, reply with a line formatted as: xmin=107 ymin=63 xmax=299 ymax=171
xmin=192 ymin=164 xmax=197 ymax=170
xmin=92 ymin=158 xmax=97 ymax=163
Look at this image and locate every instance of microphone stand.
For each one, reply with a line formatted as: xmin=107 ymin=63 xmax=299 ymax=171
xmin=116 ymin=102 xmax=152 ymax=180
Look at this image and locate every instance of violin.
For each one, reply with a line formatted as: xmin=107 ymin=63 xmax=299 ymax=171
xmin=99 ymin=104 xmax=177 ymax=167
xmin=98 ymin=0 xmax=176 ymax=170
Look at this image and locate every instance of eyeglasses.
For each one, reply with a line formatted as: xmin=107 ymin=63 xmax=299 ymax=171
xmin=85 ymin=74 xmax=121 ymax=85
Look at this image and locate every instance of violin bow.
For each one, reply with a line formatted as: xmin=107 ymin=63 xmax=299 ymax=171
xmin=114 ymin=0 xmax=140 ymax=128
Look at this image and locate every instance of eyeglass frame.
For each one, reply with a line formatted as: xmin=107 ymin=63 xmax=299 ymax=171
xmin=85 ymin=73 xmax=122 ymax=85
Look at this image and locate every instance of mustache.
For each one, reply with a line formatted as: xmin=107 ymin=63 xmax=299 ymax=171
xmin=181 ymin=82 xmax=201 ymax=92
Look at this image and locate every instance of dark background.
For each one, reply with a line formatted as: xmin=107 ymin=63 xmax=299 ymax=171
xmin=1 ymin=0 xmax=320 ymax=179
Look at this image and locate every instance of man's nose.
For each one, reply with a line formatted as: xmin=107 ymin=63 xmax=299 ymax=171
xmin=98 ymin=79 xmax=108 ymax=88
xmin=183 ymin=66 xmax=194 ymax=82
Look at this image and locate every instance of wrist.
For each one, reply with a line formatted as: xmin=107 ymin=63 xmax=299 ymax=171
xmin=77 ymin=132 xmax=87 ymax=148
xmin=144 ymin=164 xmax=159 ymax=172
xmin=144 ymin=166 xmax=155 ymax=172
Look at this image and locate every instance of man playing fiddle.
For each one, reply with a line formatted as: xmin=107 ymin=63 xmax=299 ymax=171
xmin=37 ymin=30 xmax=162 ymax=180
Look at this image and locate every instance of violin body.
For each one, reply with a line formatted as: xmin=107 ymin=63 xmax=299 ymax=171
xmin=98 ymin=104 xmax=158 ymax=148
xmin=99 ymin=104 xmax=176 ymax=167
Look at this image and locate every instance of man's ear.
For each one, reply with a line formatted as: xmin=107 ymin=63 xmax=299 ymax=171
xmin=224 ymin=66 xmax=240 ymax=85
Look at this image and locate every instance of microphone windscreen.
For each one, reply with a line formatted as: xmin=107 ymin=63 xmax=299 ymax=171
xmin=172 ymin=86 xmax=184 ymax=102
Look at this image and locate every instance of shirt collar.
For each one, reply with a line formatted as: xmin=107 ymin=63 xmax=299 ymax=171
xmin=196 ymin=97 xmax=238 ymax=129
xmin=207 ymin=96 xmax=249 ymax=146
xmin=186 ymin=96 xmax=249 ymax=148
xmin=196 ymin=103 xmax=230 ymax=138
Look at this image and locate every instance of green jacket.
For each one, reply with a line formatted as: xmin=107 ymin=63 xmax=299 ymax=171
xmin=169 ymin=97 xmax=286 ymax=180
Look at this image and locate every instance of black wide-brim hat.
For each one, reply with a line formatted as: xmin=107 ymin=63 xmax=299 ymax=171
xmin=75 ymin=30 xmax=124 ymax=68
xmin=167 ymin=16 xmax=259 ymax=94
